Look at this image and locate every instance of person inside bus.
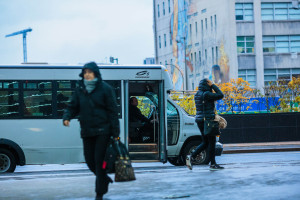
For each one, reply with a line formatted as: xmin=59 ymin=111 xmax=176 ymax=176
xmin=129 ymin=96 xmax=155 ymax=143
xmin=63 ymin=62 xmax=119 ymax=200
xmin=186 ymin=78 xmax=224 ymax=170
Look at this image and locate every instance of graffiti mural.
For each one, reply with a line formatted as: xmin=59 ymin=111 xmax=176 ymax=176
xmin=209 ymin=42 xmax=230 ymax=84
xmin=217 ymin=41 xmax=230 ymax=83
xmin=170 ymin=0 xmax=194 ymax=90
xmin=169 ymin=0 xmax=230 ymax=89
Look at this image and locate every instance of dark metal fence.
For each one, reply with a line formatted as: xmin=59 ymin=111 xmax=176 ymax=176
xmin=219 ymin=112 xmax=300 ymax=144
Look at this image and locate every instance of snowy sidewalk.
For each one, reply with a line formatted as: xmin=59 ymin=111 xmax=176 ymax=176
xmin=13 ymin=141 xmax=300 ymax=173
xmin=223 ymin=141 xmax=300 ymax=154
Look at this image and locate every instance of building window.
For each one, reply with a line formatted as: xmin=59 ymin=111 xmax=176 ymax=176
xmin=292 ymin=68 xmax=300 ymax=79
xmin=263 ymin=35 xmax=300 ymax=53
xmin=238 ymin=69 xmax=256 ymax=87
xmin=159 ymin=36 xmax=161 ymax=48
xmin=199 ymin=51 xmax=201 ymax=65
xmin=190 ymin=24 xmax=192 ymax=39
xmin=164 ymin=34 xmax=167 ymax=47
xmin=205 ymin=49 xmax=207 ymax=63
xmin=194 ymin=52 xmax=197 ymax=66
xmin=205 ymin=18 xmax=207 ymax=30
xmin=210 ymin=16 xmax=213 ymax=32
xmin=235 ymin=3 xmax=254 ymax=21
xmin=158 ymin=4 xmax=160 ymax=18
xmin=195 ymin=22 xmax=198 ymax=36
xmin=163 ymin=2 xmax=165 ymax=16
xmin=214 ymin=15 xmax=217 ymax=32
xmin=191 ymin=53 xmax=193 ymax=65
xmin=216 ymin=46 xmax=218 ymax=62
xmin=201 ymin=20 xmax=204 ymax=36
xmin=237 ymin=36 xmax=255 ymax=54
xmin=261 ymin=3 xmax=300 ymax=20
xmin=168 ymin=0 xmax=171 ymax=13
xmin=170 ymin=32 xmax=172 ymax=45
xmin=212 ymin=47 xmax=214 ymax=64
xmin=264 ymin=68 xmax=297 ymax=86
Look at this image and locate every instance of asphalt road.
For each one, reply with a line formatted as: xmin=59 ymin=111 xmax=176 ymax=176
xmin=1 ymin=151 xmax=300 ymax=200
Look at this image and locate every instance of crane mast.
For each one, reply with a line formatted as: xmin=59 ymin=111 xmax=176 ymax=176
xmin=5 ymin=28 xmax=32 ymax=63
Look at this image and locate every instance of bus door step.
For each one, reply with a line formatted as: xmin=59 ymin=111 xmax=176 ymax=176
xmin=129 ymin=143 xmax=159 ymax=160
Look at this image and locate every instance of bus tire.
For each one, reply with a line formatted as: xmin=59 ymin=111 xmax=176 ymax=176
xmin=168 ymin=157 xmax=184 ymax=166
xmin=0 ymin=149 xmax=17 ymax=173
xmin=182 ymin=140 xmax=210 ymax=165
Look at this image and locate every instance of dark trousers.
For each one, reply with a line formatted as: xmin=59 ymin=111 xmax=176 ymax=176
xmin=191 ymin=121 xmax=216 ymax=165
xmin=82 ymin=135 xmax=110 ymax=195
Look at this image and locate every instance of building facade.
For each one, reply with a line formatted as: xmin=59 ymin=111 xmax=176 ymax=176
xmin=153 ymin=0 xmax=300 ymax=91
xmin=143 ymin=57 xmax=155 ymax=64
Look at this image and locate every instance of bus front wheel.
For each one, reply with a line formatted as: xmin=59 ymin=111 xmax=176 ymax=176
xmin=0 ymin=149 xmax=17 ymax=173
xmin=183 ymin=140 xmax=210 ymax=165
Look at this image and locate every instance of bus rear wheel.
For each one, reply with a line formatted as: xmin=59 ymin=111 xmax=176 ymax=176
xmin=183 ymin=140 xmax=210 ymax=165
xmin=0 ymin=149 xmax=17 ymax=173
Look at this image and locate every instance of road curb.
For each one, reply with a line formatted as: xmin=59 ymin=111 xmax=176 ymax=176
xmin=223 ymin=148 xmax=300 ymax=154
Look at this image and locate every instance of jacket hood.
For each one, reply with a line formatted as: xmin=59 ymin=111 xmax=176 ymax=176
xmin=198 ymin=78 xmax=212 ymax=92
xmin=79 ymin=62 xmax=102 ymax=81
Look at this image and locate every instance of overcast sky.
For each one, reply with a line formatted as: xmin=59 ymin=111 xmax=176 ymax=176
xmin=0 ymin=0 xmax=154 ymax=65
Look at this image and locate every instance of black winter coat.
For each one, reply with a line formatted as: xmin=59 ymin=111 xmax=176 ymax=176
xmin=129 ymin=104 xmax=150 ymax=123
xmin=194 ymin=80 xmax=224 ymax=122
xmin=63 ymin=80 xmax=120 ymax=138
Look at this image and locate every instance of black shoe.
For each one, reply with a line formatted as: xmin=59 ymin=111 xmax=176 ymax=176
xmin=210 ymin=164 xmax=224 ymax=170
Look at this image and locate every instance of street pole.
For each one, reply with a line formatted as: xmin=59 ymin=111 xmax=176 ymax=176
xmin=183 ymin=37 xmax=187 ymax=90
xmin=176 ymin=36 xmax=188 ymax=90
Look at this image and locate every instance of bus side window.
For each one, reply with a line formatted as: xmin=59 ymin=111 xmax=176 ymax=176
xmin=167 ymin=101 xmax=180 ymax=145
xmin=23 ymin=81 xmax=52 ymax=117
xmin=105 ymin=80 xmax=122 ymax=118
xmin=0 ymin=81 xmax=20 ymax=117
xmin=56 ymin=80 xmax=75 ymax=118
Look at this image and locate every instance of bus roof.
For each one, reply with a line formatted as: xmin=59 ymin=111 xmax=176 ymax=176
xmin=0 ymin=64 xmax=174 ymax=90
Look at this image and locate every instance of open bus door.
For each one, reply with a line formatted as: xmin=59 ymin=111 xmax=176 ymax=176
xmin=127 ymin=80 xmax=167 ymax=163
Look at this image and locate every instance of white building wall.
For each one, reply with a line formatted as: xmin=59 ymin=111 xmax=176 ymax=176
xmin=154 ymin=0 xmax=239 ymax=90
xmin=154 ymin=0 xmax=300 ymax=90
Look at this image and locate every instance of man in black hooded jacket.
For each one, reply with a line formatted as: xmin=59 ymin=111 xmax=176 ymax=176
xmin=186 ymin=78 xmax=224 ymax=170
xmin=63 ymin=62 xmax=119 ymax=200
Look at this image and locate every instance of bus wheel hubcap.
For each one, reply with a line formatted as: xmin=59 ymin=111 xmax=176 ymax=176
xmin=189 ymin=147 xmax=206 ymax=164
xmin=0 ymin=153 xmax=10 ymax=172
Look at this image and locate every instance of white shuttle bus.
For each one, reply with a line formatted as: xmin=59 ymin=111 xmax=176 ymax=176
xmin=0 ymin=64 xmax=223 ymax=173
